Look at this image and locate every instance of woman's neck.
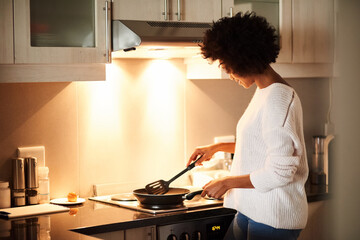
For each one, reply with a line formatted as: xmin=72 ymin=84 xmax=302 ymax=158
xmin=254 ymin=66 xmax=289 ymax=89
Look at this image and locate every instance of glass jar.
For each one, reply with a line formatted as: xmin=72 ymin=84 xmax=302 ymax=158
xmin=0 ymin=181 xmax=11 ymax=209
xmin=38 ymin=167 xmax=50 ymax=204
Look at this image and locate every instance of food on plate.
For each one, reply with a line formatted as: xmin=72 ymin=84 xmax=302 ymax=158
xmin=67 ymin=192 xmax=78 ymax=202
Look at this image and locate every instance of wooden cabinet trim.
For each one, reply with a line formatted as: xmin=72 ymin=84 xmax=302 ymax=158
xmin=0 ymin=0 xmax=14 ymax=64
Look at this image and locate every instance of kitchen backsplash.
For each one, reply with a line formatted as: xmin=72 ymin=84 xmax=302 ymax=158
xmin=0 ymin=59 xmax=329 ymax=198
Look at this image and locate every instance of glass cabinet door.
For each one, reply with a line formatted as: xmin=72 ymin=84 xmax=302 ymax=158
xmin=14 ymin=0 xmax=110 ymax=64
xmin=30 ymin=0 xmax=95 ymax=48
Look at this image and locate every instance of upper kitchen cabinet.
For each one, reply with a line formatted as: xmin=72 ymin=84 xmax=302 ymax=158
xmin=292 ymin=0 xmax=334 ymax=63
xmin=0 ymin=0 xmax=14 ymax=64
xmin=174 ymin=0 xmax=222 ymax=22
xmin=229 ymin=0 xmax=334 ymax=64
xmin=12 ymin=0 xmax=111 ymax=64
xmin=186 ymin=0 xmax=335 ymax=79
xmin=227 ymin=0 xmax=292 ymax=63
xmin=113 ymin=0 xmax=222 ymax=22
xmin=113 ymin=0 xmax=165 ymax=21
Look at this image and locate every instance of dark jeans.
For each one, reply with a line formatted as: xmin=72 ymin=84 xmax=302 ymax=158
xmin=224 ymin=212 xmax=302 ymax=240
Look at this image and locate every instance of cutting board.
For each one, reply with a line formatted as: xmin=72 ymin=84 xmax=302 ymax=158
xmin=0 ymin=204 xmax=69 ymax=219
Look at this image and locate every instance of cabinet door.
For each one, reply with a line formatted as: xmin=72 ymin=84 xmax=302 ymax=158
xmin=92 ymin=230 xmax=125 ymax=240
xmin=113 ymin=0 xmax=222 ymax=22
xmin=14 ymin=0 xmax=109 ymax=64
xmin=292 ymin=0 xmax=334 ymax=63
xmin=172 ymin=0 xmax=222 ymax=22
xmin=277 ymin=0 xmax=292 ymax=63
xmin=113 ymin=0 xmax=165 ymax=21
xmin=229 ymin=0 xmax=292 ymax=63
xmin=222 ymin=0 xmax=235 ymax=18
xmin=125 ymin=226 xmax=156 ymax=240
xmin=0 ymin=0 xmax=14 ymax=64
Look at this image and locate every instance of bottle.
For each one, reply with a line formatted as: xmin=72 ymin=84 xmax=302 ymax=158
xmin=0 ymin=181 xmax=11 ymax=209
xmin=38 ymin=167 xmax=50 ymax=204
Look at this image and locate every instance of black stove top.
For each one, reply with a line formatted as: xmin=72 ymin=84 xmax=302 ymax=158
xmin=89 ymin=194 xmax=223 ymax=214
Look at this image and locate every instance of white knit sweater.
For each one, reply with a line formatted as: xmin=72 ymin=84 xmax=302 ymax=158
xmin=224 ymin=83 xmax=308 ymax=229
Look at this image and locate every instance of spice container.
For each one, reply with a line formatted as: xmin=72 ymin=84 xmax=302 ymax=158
xmin=0 ymin=181 xmax=11 ymax=209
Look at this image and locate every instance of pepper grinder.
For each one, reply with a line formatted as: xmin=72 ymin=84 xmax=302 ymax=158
xmin=12 ymin=158 xmax=26 ymax=207
xmin=25 ymin=157 xmax=38 ymax=205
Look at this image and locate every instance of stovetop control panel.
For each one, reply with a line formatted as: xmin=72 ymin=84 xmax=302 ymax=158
xmin=157 ymin=213 xmax=234 ymax=240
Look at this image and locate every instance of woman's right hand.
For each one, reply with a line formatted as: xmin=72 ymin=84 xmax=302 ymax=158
xmin=187 ymin=144 xmax=218 ymax=167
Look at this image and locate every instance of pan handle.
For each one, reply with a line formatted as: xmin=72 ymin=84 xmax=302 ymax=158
xmin=184 ymin=190 xmax=203 ymax=200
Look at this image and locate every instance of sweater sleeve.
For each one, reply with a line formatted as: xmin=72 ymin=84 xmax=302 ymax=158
xmin=250 ymin=88 xmax=302 ymax=193
xmin=250 ymin=126 xmax=301 ymax=192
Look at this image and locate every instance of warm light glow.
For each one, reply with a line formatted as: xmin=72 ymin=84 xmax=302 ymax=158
xmin=111 ymin=46 xmax=201 ymax=59
xmin=77 ymin=59 xmax=186 ymax=185
xmin=84 ymin=63 xmax=123 ymax=137
xmin=82 ymin=59 xmax=184 ymax=146
xmin=142 ymin=60 xmax=183 ymax=135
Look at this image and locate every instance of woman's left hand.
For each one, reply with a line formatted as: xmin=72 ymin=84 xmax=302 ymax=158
xmin=201 ymin=177 xmax=230 ymax=199
xmin=202 ymin=175 xmax=254 ymax=199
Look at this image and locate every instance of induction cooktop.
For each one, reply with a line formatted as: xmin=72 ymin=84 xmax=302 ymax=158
xmin=89 ymin=194 xmax=223 ymax=214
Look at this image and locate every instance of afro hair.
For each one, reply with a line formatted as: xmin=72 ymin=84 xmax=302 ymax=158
xmin=201 ymin=12 xmax=279 ymax=76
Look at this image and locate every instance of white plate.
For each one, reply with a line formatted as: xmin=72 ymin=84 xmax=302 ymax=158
xmin=50 ymin=198 xmax=86 ymax=205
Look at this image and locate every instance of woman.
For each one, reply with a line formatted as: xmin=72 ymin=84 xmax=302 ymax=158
xmin=187 ymin=12 xmax=308 ymax=240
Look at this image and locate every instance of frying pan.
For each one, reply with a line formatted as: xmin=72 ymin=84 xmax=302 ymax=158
xmin=133 ymin=187 xmax=203 ymax=210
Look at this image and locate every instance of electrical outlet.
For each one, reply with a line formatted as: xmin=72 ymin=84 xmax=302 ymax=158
xmin=17 ymin=146 xmax=45 ymax=167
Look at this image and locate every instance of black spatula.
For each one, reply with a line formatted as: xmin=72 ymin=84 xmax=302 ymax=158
xmin=145 ymin=155 xmax=203 ymax=195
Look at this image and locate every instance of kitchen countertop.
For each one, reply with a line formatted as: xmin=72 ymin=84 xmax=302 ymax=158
xmin=0 ymin=200 xmax=236 ymax=239
xmin=0 ymin=186 xmax=329 ymax=239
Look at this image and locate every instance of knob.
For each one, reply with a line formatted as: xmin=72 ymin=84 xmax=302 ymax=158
xmin=180 ymin=232 xmax=190 ymax=240
xmin=167 ymin=234 xmax=177 ymax=240
xmin=192 ymin=231 xmax=201 ymax=240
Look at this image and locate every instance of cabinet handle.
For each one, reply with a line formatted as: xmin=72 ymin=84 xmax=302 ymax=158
xmin=229 ymin=7 xmax=233 ymax=17
xmin=151 ymin=226 xmax=156 ymax=239
xmin=176 ymin=0 xmax=181 ymax=21
xmin=163 ymin=0 xmax=168 ymax=20
xmin=105 ymin=0 xmax=111 ymax=63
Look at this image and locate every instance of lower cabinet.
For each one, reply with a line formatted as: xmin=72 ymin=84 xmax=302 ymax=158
xmin=92 ymin=230 xmax=125 ymax=240
xmin=298 ymin=201 xmax=332 ymax=240
xmin=91 ymin=225 xmax=156 ymax=240
xmin=126 ymin=226 xmax=156 ymax=240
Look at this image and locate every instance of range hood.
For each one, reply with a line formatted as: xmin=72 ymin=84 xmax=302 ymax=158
xmin=112 ymin=20 xmax=212 ymax=52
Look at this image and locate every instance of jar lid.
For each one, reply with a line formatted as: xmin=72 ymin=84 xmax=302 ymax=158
xmin=38 ymin=167 xmax=49 ymax=178
xmin=0 ymin=181 xmax=9 ymax=188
